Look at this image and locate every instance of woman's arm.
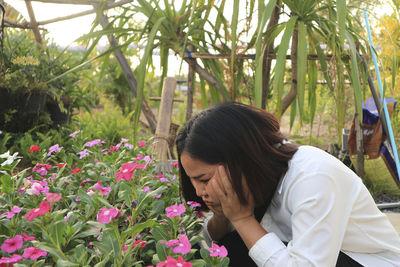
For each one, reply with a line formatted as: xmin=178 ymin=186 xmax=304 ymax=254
xmin=207 ymin=213 xmax=233 ymax=241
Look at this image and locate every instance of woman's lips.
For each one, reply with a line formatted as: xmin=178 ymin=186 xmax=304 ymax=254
xmin=204 ymin=201 xmax=213 ymax=206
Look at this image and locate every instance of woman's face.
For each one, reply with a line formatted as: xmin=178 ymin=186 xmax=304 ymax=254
xmin=180 ymin=152 xmax=222 ymax=209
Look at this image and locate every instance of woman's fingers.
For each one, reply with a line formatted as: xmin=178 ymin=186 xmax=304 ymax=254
xmin=217 ymin=165 xmax=233 ymax=194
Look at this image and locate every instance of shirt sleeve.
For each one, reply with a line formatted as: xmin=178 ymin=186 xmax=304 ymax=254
xmin=249 ymin=171 xmax=358 ymax=266
xmin=202 ymin=212 xmax=214 ymax=247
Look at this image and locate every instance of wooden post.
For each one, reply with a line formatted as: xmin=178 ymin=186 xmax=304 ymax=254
xmin=153 ymin=77 xmax=176 ymax=173
xmin=186 ymin=45 xmax=195 ymax=122
xmin=24 ymin=0 xmax=43 ymax=45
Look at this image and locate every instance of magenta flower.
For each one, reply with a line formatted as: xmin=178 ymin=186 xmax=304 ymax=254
xmin=45 ymin=192 xmax=62 ymax=204
xmin=22 ymin=233 xmax=35 ymax=241
xmin=24 ymin=201 xmax=51 ymax=221
xmin=47 ymin=144 xmax=62 ymax=156
xmin=22 ymin=247 xmax=47 ymax=260
xmin=97 ymin=208 xmax=119 ymax=224
xmin=187 ymin=201 xmax=201 ymax=208
xmin=172 ymin=235 xmax=191 ymax=254
xmin=156 ymin=256 xmax=192 ymax=267
xmin=115 ymin=162 xmax=137 ymax=182
xmin=32 ymin=163 xmax=52 ymax=175
xmin=84 ymin=139 xmax=103 ymax=147
xmin=77 ymin=149 xmax=89 ymax=159
xmin=124 ymin=143 xmax=133 ymax=149
xmin=69 ymin=130 xmax=81 ymax=138
xmin=143 ymin=186 xmax=151 ymax=192
xmin=2 ymin=206 xmax=22 ymax=219
xmin=0 ymin=254 xmax=23 ymax=264
xmin=137 ymin=141 xmax=146 ymax=147
xmin=165 ymin=204 xmax=186 ymax=218
xmin=94 ymin=182 xmax=111 ymax=196
xmin=208 ymin=242 xmax=228 ymax=257
xmin=1 ymin=235 xmax=23 ymax=253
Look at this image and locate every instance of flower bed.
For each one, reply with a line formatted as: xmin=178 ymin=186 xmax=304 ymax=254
xmin=0 ymin=131 xmax=229 ymax=266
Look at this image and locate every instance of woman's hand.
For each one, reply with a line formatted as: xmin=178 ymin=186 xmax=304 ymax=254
xmin=210 ymin=166 xmax=255 ymax=225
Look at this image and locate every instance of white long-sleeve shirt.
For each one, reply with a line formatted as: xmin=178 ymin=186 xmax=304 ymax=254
xmin=204 ymin=146 xmax=400 ymax=266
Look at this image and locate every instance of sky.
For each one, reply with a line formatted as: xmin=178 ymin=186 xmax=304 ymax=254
xmin=6 ymin=0 xmax=96 ymax=46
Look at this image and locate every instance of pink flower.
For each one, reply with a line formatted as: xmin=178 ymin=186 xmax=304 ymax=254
xmin=24 ymin=201 xmax=51 ymax=221
xmin=47 ymin=144 xmax=62 ymax=156
xmin=77 ymin=149 xmax=89 ymax=159
xmin=155 ymin=194 xmax=162 ymax=198
xmin=172 ymin=235 xmax=191 ymax=254
xmin=165 ymin=204 xmax=186 ymax=218
xmin=208 ymin=242 xmax=228 ymax=257
xmin=69 ymin=130 xmax=80 ymax=138
xmin=84 ymin=139 xmax=103 ymax=147
xmin=115 ymin=162 xmax=137 ymax=182
xmin=94 ymin=182 xmax=111 ymax=196
xmin=0 ymin=254 xmax=22 ymax=264
xmin=124 ymin=143 xmax=133 ymax=149
xmin=187 ymin=201 xmax=201 ymax=208
xmin=45 ymin=193 xmax=62 ymax=204
xmin=143 ymin=186 xmax=151 ymax=192
xmin=136 ymin=154 xmax=144 ymax=161
xmin=156 ymin=256 xmax=192 ymax=267
xmin=170 ymin=161 xmax=179 ymax=168
xmin=137 ymin=141 xmax=146 ymax=147
xmin=22 ymin=247 xmax=47 ymax=260
xmin=12 ymin=206 xmax=21 ymax=213
xmin=122 ymin=239 xmax=146 ymax=251
xmin=1 ymin=235 xmax=23 ymax=253
xmin=22 ymin=233 xmax=35 ymax=241
xmin=71 ymin=168 xmax=82 ymax=174
xmin=32 ymin=163 xmax=52 ymax=175
xmin=29 ymin=145 xmax=40 ymax=153
xmin=97 ymin=208 xmax=119 ymax=224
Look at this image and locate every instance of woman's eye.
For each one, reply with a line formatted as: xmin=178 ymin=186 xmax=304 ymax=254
xmin=201 ymin=179 xmax=210 ymax=184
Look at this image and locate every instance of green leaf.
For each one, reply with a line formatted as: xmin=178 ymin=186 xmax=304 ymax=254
xmin=0 ymin=174 xmax=12 ymax=194
xmin=134 ymin=16 xmax=166 ymax=138
xmin=296 ymin=20 xmax=307 ymax=121
xmin=49 ymin=219 xmax=67 ymax=247
xmin=150 ymin=200 xmax=165 ymax=217
xmin=345 ymin=31 xmax=363 ymax=122
xmin=273 ymin=16 xmax=297 ymax=113
xmin=122 ymin=219 xmax=156 ymax=239
xmin=102 ymin=227 xmax=121 ymax=258
xmin=337 ymin=0 xmax=346 ymax=48
xmin=156 ymin=241 xmax=168 ymax=261
xmin=57 ymin=260 xmax=80 ymax=267
xmin=218 ymin=257 xmax=230 ymax=267
xmin=118 ymin=182 xmax=133 ymax=205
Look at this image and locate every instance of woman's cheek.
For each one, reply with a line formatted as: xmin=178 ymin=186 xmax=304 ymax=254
xmin=206 ymin=183 xmax=220 ymax=203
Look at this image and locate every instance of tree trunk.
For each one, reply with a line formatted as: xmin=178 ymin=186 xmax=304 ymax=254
xmin=281 ymin=26 xmax=298 ymax=115
xmin=262 ymin=1 xmax=281 ymax=109
xmin=93 ymin=3 xmax=157 ymax=133
xmin=183 ymin=58 xmax=227 ymax=101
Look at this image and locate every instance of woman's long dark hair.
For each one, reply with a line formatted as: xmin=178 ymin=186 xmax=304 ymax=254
xmin=176 ymin=102 xmax=298 ymax=211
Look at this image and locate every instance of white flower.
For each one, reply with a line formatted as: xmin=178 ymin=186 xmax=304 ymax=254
xmin=0 ymin=151 xmax=22 ymax=166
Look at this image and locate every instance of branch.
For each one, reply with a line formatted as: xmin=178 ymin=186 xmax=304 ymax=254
xmin=37 ymin=0 xmax=133 ymax=25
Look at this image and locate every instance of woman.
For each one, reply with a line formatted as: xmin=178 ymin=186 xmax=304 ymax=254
xmin=176 ymin=102 xmax=400 ymax=267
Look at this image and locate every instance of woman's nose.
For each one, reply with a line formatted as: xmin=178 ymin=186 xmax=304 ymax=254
xmin=194 ymin=182 xmax=205 ymax=197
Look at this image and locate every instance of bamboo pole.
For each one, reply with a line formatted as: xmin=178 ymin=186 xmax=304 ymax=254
xmin=37 ymin=0 xmax=133 ymax=25
xmin=24 ymin=0 xmax=43 ymax=44
xmin=186 ymin=45 xmax=195 ymax=122
xmin=93 ymin=3 xmax=157 ymax=133
xmin=153 ymin=77 xmax=176 ymax=173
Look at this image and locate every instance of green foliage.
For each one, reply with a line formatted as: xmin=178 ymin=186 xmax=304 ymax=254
xmin=0 ymin=129 xmax=228 ymax=266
